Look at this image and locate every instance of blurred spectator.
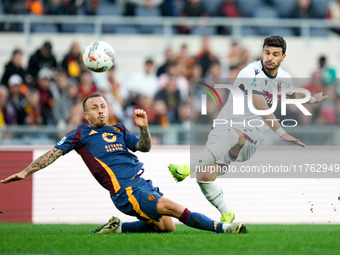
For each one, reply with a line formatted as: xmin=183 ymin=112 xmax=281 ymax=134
xmin=299 ymin=75 xmax=324 ymax=125
xmin=85 ymin=0 xmax=101 ymax=15
xmin=216 ymin=0 xmax=241 ymax=35
xmin=78 ymin=71 xmax=98 ymax=100
xmin=317 ymin=86 xmax=337 ymax=125
xmin=0 ymin=85 xmax=17 ymax=126
xmin=290 ymin=0 xmax=317 ymax=19
xmin=227 ymin=41 xmax=250 ymax=79
xmin=36 ymin=68 xmax=55 ymax=125
xmin=2 ymin=0 xmax=28 ymax=31
xmin=195 ymin=37 xmax=218 ymax=76
xmin=326 ymin=0 xmax=340 ymax=35
xmin=158 ymin=60 xmax=189 ymax=100
xmin=119 ymin=0 xmax=163 ymax=16
xmin=53 ymin=79 xmax=79 ymax=127
xmin=3 ymin=0 xmax=28 ymax=14
xmin=155 ymin=75 xmax=182 ymax=123
xmin=151 ymin=100 xmax=170 ymax=126
xmin=68 ymin=101 xmax=86 ymax=126
xmin=191 ymin=64 xmax=203 ymax=79
xmin=312 ymin=56 xmax=337 ymax=88
xmin=228 ymin=41 xmax=244 ymax=70
xmin=27 ymin=41 xmax=57 ymax=86
xmin=1 ymin=49 xmax=26 ymax=88
xmin=179 ymin=0 xmax=208 ymax=34
xmin=157 ymin=48 xmax=174 ymax=77
xmin=160 ymin=0 xmax=178 ymax=16
xmin=135 ymin=95 xmax=156 ymax=123
xmin=290 ymin=0 xmax=318 ymax=35
xmin=205 ymin=60 xmax=222 ymax=80
xmin=174 ymin=44 xmax=195 ymax=80
xmin=26 ymin=0 xmax=44 ymax=15
xmin=104 ymin=66 xmax=128 ymax=124
xmin=177 ymin=101 xmax=190 ymax=125
xmin=8 ymin=74 xmax=26 ymax=125
xmin=176 ymin=101 xmax=190 ymax=143
xmin=50 ymin=72 xmax=68 ymax=102
xmin=23 ymin=89 xmax=43 ymax=126
xmin=61 ymin=41 xmax=84 ymax=79
xmin=304 ymin=75 xmax=325 ymax=95
xmin=43 ymin=0 xmax=78 ymax=15
xmin=127 ymin=58 xmax=159 ymax=99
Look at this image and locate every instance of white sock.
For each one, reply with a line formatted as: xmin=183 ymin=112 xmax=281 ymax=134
xmin=199 ymin=128 xmax=239 ymax=166
xmin=197 ymin=180 xmax=230 ymax=215
xmin=222 ymin=223 xmax=231 ymax=233
xmin=116 ymin=222 xmax=122 ymax=233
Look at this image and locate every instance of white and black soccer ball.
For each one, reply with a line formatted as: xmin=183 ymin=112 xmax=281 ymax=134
xmin=83 ymin=41 xmax=115 ymax=73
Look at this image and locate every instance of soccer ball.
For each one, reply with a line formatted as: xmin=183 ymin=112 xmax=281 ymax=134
xmin=83 ymin=41 xmax=115 ymax=72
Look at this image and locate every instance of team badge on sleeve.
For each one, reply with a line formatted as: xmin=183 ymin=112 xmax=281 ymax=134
xmin=57 ymin=136 xmax=67 ymax=146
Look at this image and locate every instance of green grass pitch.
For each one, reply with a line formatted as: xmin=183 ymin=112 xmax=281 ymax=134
xmin=1 ymin=224 xmax=340 ymax=255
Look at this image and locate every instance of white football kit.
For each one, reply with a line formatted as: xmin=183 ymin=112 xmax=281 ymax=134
xmin=207 ymin=60 xmax=294 ymax=164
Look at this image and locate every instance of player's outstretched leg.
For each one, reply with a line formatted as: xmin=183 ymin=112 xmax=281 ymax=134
xmin=92 ymin=216 xmax=122 ymax=234
xmin=92 ymin=217 xmax=163 ymax=234
xmin=196 ymin=178 xmax=235 ymax=224
xmin=156 ymin=197 xmax=247 ymax=234
xmin=168 ymin=163 xmax=235 ymax=224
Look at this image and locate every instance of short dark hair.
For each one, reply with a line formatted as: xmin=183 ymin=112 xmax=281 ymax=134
xmin=145 ymin=58 xmax=154 ymax=65
xmin=82 ymin=93 xmax=103 ymax=111
xmin=263 ymin=35 xmax=287 ymax=54
xmin=12 ymin=48 xmax=22 ymax=56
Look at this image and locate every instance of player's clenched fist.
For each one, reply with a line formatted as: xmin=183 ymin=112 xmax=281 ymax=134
xmin=134 ymin=109 xmax=148 ymax=127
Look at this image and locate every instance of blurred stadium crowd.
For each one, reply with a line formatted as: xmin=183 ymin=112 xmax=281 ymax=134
xmin=1 ymin=0 xmax=340 ymax=36
xmin=0 ymin=36 xmax=339 ymax=134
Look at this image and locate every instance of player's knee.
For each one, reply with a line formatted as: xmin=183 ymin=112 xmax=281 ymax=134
xmin=164 ymin=221 xmax=176 ymax=233
xmin=155 ymin=219 xmax=176 ymax=233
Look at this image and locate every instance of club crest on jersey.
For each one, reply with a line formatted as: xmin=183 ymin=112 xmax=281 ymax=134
xmin=148 ymin=194 xmax=156 ymax=201
xmin=255 ymin=70 xmax=259 ymax=76
xmin=102 ymin=132 xmax=117 ymax=143
xmin=113 ymin=127 xmax=122 ymax=133
xmin=277 ymin=82 xmax=282 ymax=92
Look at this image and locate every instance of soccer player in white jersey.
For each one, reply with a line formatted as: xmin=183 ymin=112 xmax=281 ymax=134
xmin=168 ymin=35 xmax=328 ymax=224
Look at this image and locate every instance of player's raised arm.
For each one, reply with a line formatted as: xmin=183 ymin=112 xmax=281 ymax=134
xmin=288 ymin=91 xmax=328 ymax=104
xmin=133 ymin=109 xmax=151 ymax=152
xmin=0 ymin=147 xmax=63 ymax=184
xmin=252 ymin=93 xmax=305 ymax=148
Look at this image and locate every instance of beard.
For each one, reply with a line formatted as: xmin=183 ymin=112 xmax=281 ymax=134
xmin=264 ymin=61 xmax=279 ymax=71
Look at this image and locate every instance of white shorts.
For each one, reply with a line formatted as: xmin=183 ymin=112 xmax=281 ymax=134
xmin=206 ymin=126 xmax=265 ymax=165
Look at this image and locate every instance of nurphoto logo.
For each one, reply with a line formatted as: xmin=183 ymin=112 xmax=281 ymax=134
xmin=199 ymin=82 xmax=312 ymax=128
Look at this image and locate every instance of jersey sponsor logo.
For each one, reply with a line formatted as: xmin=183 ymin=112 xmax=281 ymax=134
xmin=148 ymin=194 xmax=156 ymax=201
xmin=57 ymin=136 xmax=66 ymax=146
xmin=102 ymin=132 xmax=117 ymax=143
xmin=105 ymin=144 xmax=123 ymax=152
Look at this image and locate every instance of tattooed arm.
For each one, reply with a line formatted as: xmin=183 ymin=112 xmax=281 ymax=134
xmin=0 ymin=147 xmax=63 ymax=184
xmin=133 ymin=109 xmax=151 ymax=152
